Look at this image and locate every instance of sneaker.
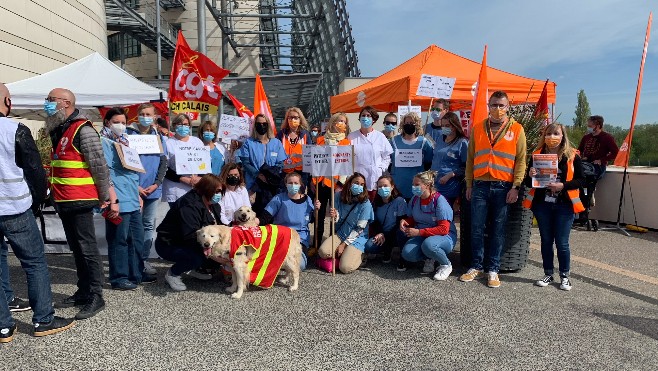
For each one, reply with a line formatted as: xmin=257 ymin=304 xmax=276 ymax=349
xmin=33 ymin=316 xmax=75 ymax=337
xmin=396 ymin=259 xmax=407 ymax=272
xmin=560 ymin=276 xmax=573 ymax=291
xmin=487 ymin=272 xmax=501 ymax=288
xmin=459 ymin=268 xmax=484 ymax=282
xmin=8 ymin=297 xmax=31 ymax=312
xmin=75 ymin=294 xmax=105 ymax=320
xmin=186 ymin=269 xmax=212 ymax=281
xmin=381 ymin=255 xmax=392 ymax=264
xmin=140 ymin=273 xmax=157 ymax=284
xmin=0 ymin=324 xmax=17 ymax=343
xmin=111 ymin=280 xmax=138 ymax=291
xmin=433 ymin=264 xmax=453 ymax=281
xmin=165 ymin=269 xmax=187 ymax=291
xmin=535 ymin=275 xmax=554 ymax=287
xmin=422 ymin=259 xmax=435 ymax=274
xmin=54 ymin=292 xmax=89 ymax=309
xmin=143 ymin=261 xmax=157 ymax=275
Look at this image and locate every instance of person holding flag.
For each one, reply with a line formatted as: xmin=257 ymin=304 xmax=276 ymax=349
xmin=277 ymin=107 xmax=312 ymax=192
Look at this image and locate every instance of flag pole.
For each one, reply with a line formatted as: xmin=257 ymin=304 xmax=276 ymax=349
xmin=424 ymin=98 xmax=434 ymax=126
xmin=314 ymin=177 xmax=319 ymax=250
xmin=330 ymin=177 xmax=336 ymax=276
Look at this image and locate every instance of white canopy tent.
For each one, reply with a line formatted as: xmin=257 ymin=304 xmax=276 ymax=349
xmin=7 ymin=52 xmax=167 ymax=120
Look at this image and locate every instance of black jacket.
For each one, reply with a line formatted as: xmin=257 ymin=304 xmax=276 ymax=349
xmin=524 ymin=152 xmax=585 ymax=206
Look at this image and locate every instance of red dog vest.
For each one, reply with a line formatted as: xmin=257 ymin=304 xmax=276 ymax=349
xmin=230 ymin=225 xmax=292 ymax=288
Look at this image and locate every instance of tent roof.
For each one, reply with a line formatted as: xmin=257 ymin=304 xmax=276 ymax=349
xmin=330 ymin=44 xmax=556 ymax=113
xmin=7 ymin=52 xmax=167 ymax=119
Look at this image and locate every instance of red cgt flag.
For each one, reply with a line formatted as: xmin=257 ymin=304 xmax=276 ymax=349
xmin=168 ymin=31 xmax=230 ymax=116
xmin=534 ymin=79 xmax=550 ymax=121
xmin=469 ymin=45 xmax=489 ymax=135
xmin=225 ymin=91 xmax=254 ymax=120
xmin=253 ymin=74 xmax=276 ymax=135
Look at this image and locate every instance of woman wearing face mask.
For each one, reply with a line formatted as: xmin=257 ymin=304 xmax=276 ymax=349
xmin=390 ymin=112 xmax=434 ymax=200
xmin=431 ymin=112 xmax=468 ymax=208
xmin=399 ymin=170 xmax=457 ymax=280
xmin=261 ymin=172 xmax=321 ymax=270
xmin=309 ymin=124 xmax=321 ymax=144
xmin=198 ymin=121 xmax=224 ymax=175
xmin=277 ymin=107 xmax=312 ymax=192
xmin=99 ymin=107 xmax=152 ymax=290
xmin=317 ymin=172 xmax=374 ymax=274
xmin=425 ymin=99 xmax=450 ymax=149
xmin=155 ymin=174 xmax=225 ymax=292
xmin=524 ymin=124 xmax=584 ymax=291
xmin=162 ymin=114 xmax=206 ymax=207
xmin=348 ymin=106 xmax=393 ymax=200
xmin=217 ymin=163 xmax=250 ymax=225
xmin=381 ymin=112 xmax=398 ymax=140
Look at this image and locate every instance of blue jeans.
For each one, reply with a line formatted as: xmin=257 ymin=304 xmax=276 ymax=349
xmin=106 ymin=210 xmax=144 ymax=286
xmin=532 ymin=201 xmax=575 ymax=277
xmin=155 ymin=236 xmax=205 ymax=276
xmin=470 ymin=181 xmax=512 ymax=273
xmin=0 ymin=210 xmax=54 ymax=327
xmin=1 ymin=240 xmax=14 ymax=302
xmin=401 ymin=235 xmax=455 ymax=266
xmin=140 ymin=198 xmax=159 ymax=265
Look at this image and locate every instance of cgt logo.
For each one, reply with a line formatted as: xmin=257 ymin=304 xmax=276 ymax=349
xmin=174 ymin=63 xmax=220 ymax=100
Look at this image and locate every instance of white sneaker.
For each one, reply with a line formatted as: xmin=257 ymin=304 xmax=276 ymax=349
xmin=535 ymin=275 xmax=554 ymax=287
xmin=186 ymin=269 xmax=212 ymax=280
xmin=165 ymin=269 xmax=187 ymax=291
xmin=422 ymin=259 xmax=435 ymax=274
xmin=433 ymin=264 xmax=452 ymax=281
xmin=560 ymin=276 xmax=573 ymax=291
xmin=143 ymin=261 xmax=157 ymax=275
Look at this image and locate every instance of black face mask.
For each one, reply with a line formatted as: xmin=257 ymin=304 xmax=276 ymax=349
xmin=255 ymin=122 xmax=268 ymax=135
xmin=226 ymin=175 xmax=240 ymax=186
xmin=403 ymin=123 xmax=416 ymax=135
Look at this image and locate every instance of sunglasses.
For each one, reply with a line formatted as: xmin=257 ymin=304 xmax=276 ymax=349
xmin=384 ymin=121 xmax=397 ymax=125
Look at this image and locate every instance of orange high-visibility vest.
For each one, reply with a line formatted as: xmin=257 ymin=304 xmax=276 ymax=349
xmin=523 ymin=150 xmax=585 ymax=213
xmin=311 ymin=135 xmax=352 ymax=188
xmin=282 ymin=133 xmax=306 ymax=173
xmin=472 ymin=119 xmax=523 ymax=182
xmin=229 ymin=225 xmax=292 ymax=288
xmin=50 ymin=119 xmax=100 ymax=202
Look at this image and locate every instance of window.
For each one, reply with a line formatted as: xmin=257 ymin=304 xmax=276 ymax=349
xmin=108 ymin=33 xmax=142 ymax=61
xmin=126 ymin=0 xmax=139 ymax=9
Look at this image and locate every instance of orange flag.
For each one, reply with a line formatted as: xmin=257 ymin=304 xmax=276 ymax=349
xmin=534 ymin=79 xmax=550 ymax=120
xmin=253 ymin=74 xmax=276 ymax=135
xmin=469 ymin=45 xmax=488 ymax=135
xmin=614 ymin=12 xmax=652 ymax=168
xmin=225 ymin=91 xmax=254 ymax=120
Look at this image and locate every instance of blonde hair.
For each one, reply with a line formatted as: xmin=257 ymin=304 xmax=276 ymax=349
xmin=327 ymin=112 xmax=350 ymax=133
xmin=171 ymin=113 xmax=191 ymax=128
xmin=251 ymin=113 xmax=275 ymax=139
xmin=197 ymin=120 xmax=217 ymax=141
xmin=414 ymin=170 xmax=438 ymax=191
xmin=535 ymin=123 xmax=575 ymax=161
xmin=400 ymin=112 xmax=423 ymax=136
xmin=281 ymin=107 xmax=309 ymax=132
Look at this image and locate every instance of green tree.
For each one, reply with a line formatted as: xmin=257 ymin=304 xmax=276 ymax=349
xmin=573 ymin=89 xmax=591 ymax=128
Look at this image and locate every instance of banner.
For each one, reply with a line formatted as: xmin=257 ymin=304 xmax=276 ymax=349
xmin=470 ymin=45 xmax=489 ymax=131
xmin=253 ymin=74 xmax=276 ymax=135
xmin=531 ymin=153 xmax=558 ymax=188
xmin=98 ymin=102 xmax=168 ymax=125
xmin=302 ymin=145 xmax=354 ymax=177
xmin=397 ymin=105 xmax=422 ymax=120
xmin=169 ymin=31 xmax=230 ymax=116
xmin=127 ymin=134 xmax=163 ymax=154
xmin=174 ymin=144 xmax=211 ymax=174
xmin=114 ymin=143 xmax=145 ymax=173
xmin=416 ymin=74 xmax=456 ymax=99
xmin=218 ymin=114 xmax=250 ymax=142
xmin=394 ymin=149 xmax=422 ymax=167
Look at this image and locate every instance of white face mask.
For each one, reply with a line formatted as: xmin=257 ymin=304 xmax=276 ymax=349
xmin=110 ymin=123 xmax=126 ymax=136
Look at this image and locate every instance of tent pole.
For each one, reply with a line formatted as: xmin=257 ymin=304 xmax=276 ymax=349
xmin=425 ymin=98 xmax=434 ymax=127
xmin=156 ymin=0 xmax=162 ymax=79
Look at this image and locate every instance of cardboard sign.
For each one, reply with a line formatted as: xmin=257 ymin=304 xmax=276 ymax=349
xmin=416 ymin=74 xmax=456 ymax=99
xmin=218 ymin=114 xmax=250 ymax=142
xmin=532 ymin=153 xmax=559 ymax=188
xmin=127 ymin=134 xmax=163 ymax=154
xmin=302 ymin=145 xmax=354 ymax=177
xmin=394 ymin=149 xmax=422 ymax=167
xmin=398 ymin=105 xmax=422 ymax=121
xmin=174 ymin=144 xmax=211 ymax=174
xmin=114 ymin=143 xmax=145 ymax=173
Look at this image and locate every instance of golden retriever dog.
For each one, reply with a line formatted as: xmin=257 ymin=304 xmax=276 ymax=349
xmin=233 ymin=206 xmax=259 ymax=227
xmin=197 ymin=224 xmax=301 ymax=299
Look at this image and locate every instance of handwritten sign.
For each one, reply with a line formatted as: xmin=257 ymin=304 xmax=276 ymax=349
xmin=397 ymin=105 xmax=422 ymax=121
xmin=532 ymin=153 xmax=559 ymax=188
xmin=416 ymin=74 xmax=456 ymax=99
xmin=174 ymin=145 xmax=211 ymax=174
xmin=114 ymin=143 xmax=145 ymax=173
xmin=218 ymin=114 xmax=250 ymax=142
xmin=302 ymin=145 xmax=354 ymax=177
xmin=127 ymin=134 xmax=163 ymax=154
xmin=394 ymin=149 xmax=422 ymax=168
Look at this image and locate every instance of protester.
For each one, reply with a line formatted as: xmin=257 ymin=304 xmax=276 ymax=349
xmin=577 ymin=115 xmax=619 ymax=178
xmin=155 ymin=174 xmax=225 ymax=291
xmin=162 ymin=113 xmax=205 ymax=207
xmin=126 ymin=103 xmax=167 ymax=277
xmin=1 ymin=241 xmax=30 ymax=313
xmin=309 ymin=124 xmax=321 ymax=144
xmin=524 ymin=124 xmax=584 ymax=291
xmin=198 ymin=120 xmax=225 ymax=175
xmin=460 ymin=91 xmax=527 ymax=288
xmin=348 ymin=106 xmax=393 ymax=200
xmin=432 ymin=112 xmax=468 ymax=208
xmin=277 ymin=107 xmax=311 ymax=190
xmin=317 ymin=172 xmax=374 ymax=274
xmin=382 ymin=112 xmax=398 ymax=140
xmin=217 ymin=163 xmax=250 ymax=225
xmin=0 ymin=83 xmax=74 ymax=343
xmin=156 ymin=117 xmax=173 ymax=138
xmin=389 ymin=112 xmax=433 ymax=200
xmin=47 ymin=88 xmax=109 ymax=319
xmin=425 ymin=98 xmax=450 ymax=147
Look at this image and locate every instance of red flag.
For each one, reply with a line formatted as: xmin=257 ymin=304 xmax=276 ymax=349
xmin=253 ymin=74 xmax=276 ymax=135
xmin=469 ymin=45 xmax=489 ymax=135
xmin=168 ymin=31 xmax=230 ymax=116
xmin=98 ymin=102 xmax=169 ymax=124
xmin=225 ymin=91 xmax=254 ymax=120
xmin=534 ymin=79 xmax=550 ymax=120
xmin=614 ymin=13 xmax=652 ymax=168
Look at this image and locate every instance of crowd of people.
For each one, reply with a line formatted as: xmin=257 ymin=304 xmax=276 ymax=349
xmin=0 ymin=83 xmax=619 ymax=343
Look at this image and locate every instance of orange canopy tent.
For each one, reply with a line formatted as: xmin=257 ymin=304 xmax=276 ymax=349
xmin=330 ymin=44 xmax=556 ymax=113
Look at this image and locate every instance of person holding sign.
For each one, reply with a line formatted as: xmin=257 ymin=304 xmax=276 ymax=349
xmin=277 ymin=107 xmax=312 ymax=191
xmin=317 ymin=173 xmax=374 ymax=274
xmin=432 ymin=112 xmax=468 ymax=208
xmin=100 ymin=108 xmax=152 ymax=290
xmin=198 ymin=120 xmax=225 ymax=175
xmin=389 ymin=112 xmax=433 ymax=200
xmin=523 ymin=124 xmax=585 ymax=291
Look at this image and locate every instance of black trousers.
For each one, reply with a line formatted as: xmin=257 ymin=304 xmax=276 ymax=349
xmin=314 ymin=182 xmax=333 ymax=247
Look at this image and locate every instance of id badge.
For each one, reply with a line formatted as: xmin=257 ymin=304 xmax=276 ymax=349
xmin=544 ymin=195 xmax=557 ymax=203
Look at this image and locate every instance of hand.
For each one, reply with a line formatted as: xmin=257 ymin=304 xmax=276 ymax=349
xmin=190 ymin=175 xmax=200 ymax=186
xmin=404 ymin=228 xmax=420 ymax=238
xmin=399 ymin=219 xmax=409 ymax=232
xmin=593 ymin=159 xmax=602 ymax=165
xmin=439 ymin=173 xmax=453 ymax=185
xmin=528 ymin=167 xmax=538 ymax=177
xmin=372 ymin=233 xmax=385 ymax=246
xmin=231 ymin=140 xmax=243 ymax=151
xmin=99 ymin=200 xmax=110 ymax=209
xmin=144 ymin=184 xmax=158 ymax=195
xmin=466 ymin=188 xmax=472 ymax=201
xmin=546 ymin=182 xmax=564 ymax=193
xmin=315 ymin=199 xmax=321 ymax=209
xmin=506 ymin=188 xmax=519 ymax=204
xmin=336 ymin=242 xmax=346 ymax=256
xmin=329 ymin=208 xmax=337 ymax=219
xmin=107 ymin=203 xmax=120 ymax=219
xmin=138 ymin=186 xmax=148 ymax=198
xmin=139 ymin=197 xmax=144 ymax=211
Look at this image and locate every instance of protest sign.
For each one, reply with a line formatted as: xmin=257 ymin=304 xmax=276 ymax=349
xmin=302 ymin=145 xmax=354 ymax=177
xmin=174 ymin=144 xmax=211 ymax=174
xmin=114 ymin=143 xmax=145 ymax=173
xmin=397 ymin=105 xmax=422 ymax=121
xmin=394 ymin=149 xmax=422 ymax=167
xmin=416 ymin=74 xmax=456 ymax=99
xmin=531 ymin=153 xmax=558 ymax=188
xmin=127 ymin=134 xmax=163 ymax=154
xmin=218 ymin=114 xmax=250 ymax=142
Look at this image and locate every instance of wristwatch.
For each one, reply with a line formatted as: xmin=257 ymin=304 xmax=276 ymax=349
xmin=112 ymin=199 xmax=120 ymax=204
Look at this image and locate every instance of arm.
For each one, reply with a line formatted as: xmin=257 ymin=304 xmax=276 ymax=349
xmin=513 ymin=129 xmax=527 ymax=187
xmin=179 ymin=203 xmax=205 ymax=250
xmin=343 ymin=219 xmax=368 ymax=245
xmin=14 ymin=124 xmax=47 ymax=208
xmin=155 ymin=154 xmax=167 ymax=185
xmin=259 ymin=210 xmax=274 ymax=225
xmin=603 ymin=134 xmax=620 ymax=163
xmin=465 ymin=134 xmax=476 ymax=188
xmin=380 ymin=137 xmax=393 ymax=171
xmin=453 ymin=139 xmax=468 ymax=177
xmin=239 ymin=156 xmax=259 ymax=180
xmin=77 ymin=125 xmax=111 ymax=202
xmin=523 ymin=156 xmax=535 ymax=188
xmin=419 ymin=220 xmax=451 ymax=237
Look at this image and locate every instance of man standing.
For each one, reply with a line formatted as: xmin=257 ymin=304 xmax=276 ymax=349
xmin=460 ymin=91 xmax=527 ymax=288
xmin=0 ymin=83 xmax=74 ymax=343
xmin=47 ymin=88 xmax=110 ymax=319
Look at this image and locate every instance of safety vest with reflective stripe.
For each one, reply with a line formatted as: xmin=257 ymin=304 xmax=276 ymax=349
xmin=311 ymin=136 xmax=351 ymax=187
xmin=522 ymin=150 xmax=585 ymax=213
xmin=282 ymin=133 xmax=306 ymax=173
xmin=472 ymin=119 xmax=523 ymax=182
xmin=0 ymin=117 xmax=32 ymax=215
xmin=229 ymin=225 xmax=292 ymax=288
xmin=50 ymin=119 xmax=99 ymax=202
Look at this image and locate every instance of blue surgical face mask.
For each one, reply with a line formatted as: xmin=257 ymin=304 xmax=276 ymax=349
xmin=211 ymin=192 xmax=222 ymax=204
xmin=360 ymin=116 xmax=373 ymax=128
xmin=384 ymin=124 xmax=396 ymax=132
xmin=311 ymin=130 xmax=319 ymax=137
xmin=350 ymin=183 xmax=364 ymax=195
xmin=139 ymin=116 xmax=154 ymax=127
xmin=287 ymin=184 xmax=301 ymax=195
xmin=430 ymin=110 xmax=441 ymax=120
xmin=441 ymin=127 xmax=452 ymax=136
xmin=203 ymin=132 xmax=216 ymax=142
xmin=176 ymin=125 xmax=190 ymax=137
xmin=44 ymin=101 xmax=59 ymax=116
xmin=377 ymin=186 xmax=391 ymax=198
xmin=587 ymin=127 xmax=594 ymax=134
xmin=412 ymin=185 xmax=423 ymax=196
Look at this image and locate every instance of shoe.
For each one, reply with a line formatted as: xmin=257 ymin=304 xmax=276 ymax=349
xmin=111 ymin=280 xmax=138 ymax=291
xmin=165 ymin=269 xmax=187 ymax=291
xmin=422 ymin=259 xmax=435 ymax=274
xmin=459 ymin=268 xmax=484 ymax=282
xmin=140 ymin=273 xmax=157 ymax=284
xmin=396 ymin=259 xmax=407 ymax=272
xmin=359 ymin=256 xmax=368 ymax=268
xmin=75 ymin=294 xmax=105 ymax=320
xmin=0 ymin=324 xmax=17 ymax=343
xmin=487 ymin=272 xmax=501 ymax=288
xmin=186 ymin=268 xmax=212 ymax=281
xmin=560 ymin=276 xmax=573 ymax=291
xmin=8 ymin=297 xmax=31 ymax=312
xmin=143 ymin=261 xmax=157 ymax=275
xmin=535 ymin=275 xmax=554 ymax=287
xmin=381 ymin=255 xmax=392 ymax=264
xmin=33 ymin=316 xmax=75 ymax=337
xmin=307 ymin=247 xmax=318 ymax=257
xmin=433 ymin=264 xmax=453 ymax=281
xmin=54 ymin=292 xmax=89 ymax=309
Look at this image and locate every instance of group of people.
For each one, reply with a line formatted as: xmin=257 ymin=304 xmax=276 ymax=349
xmin=0 ymin=82 xmax=618 ymax=343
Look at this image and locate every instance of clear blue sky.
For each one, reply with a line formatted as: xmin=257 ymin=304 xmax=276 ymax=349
xmin=345 ymin=0 xmax=656 ymax=128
